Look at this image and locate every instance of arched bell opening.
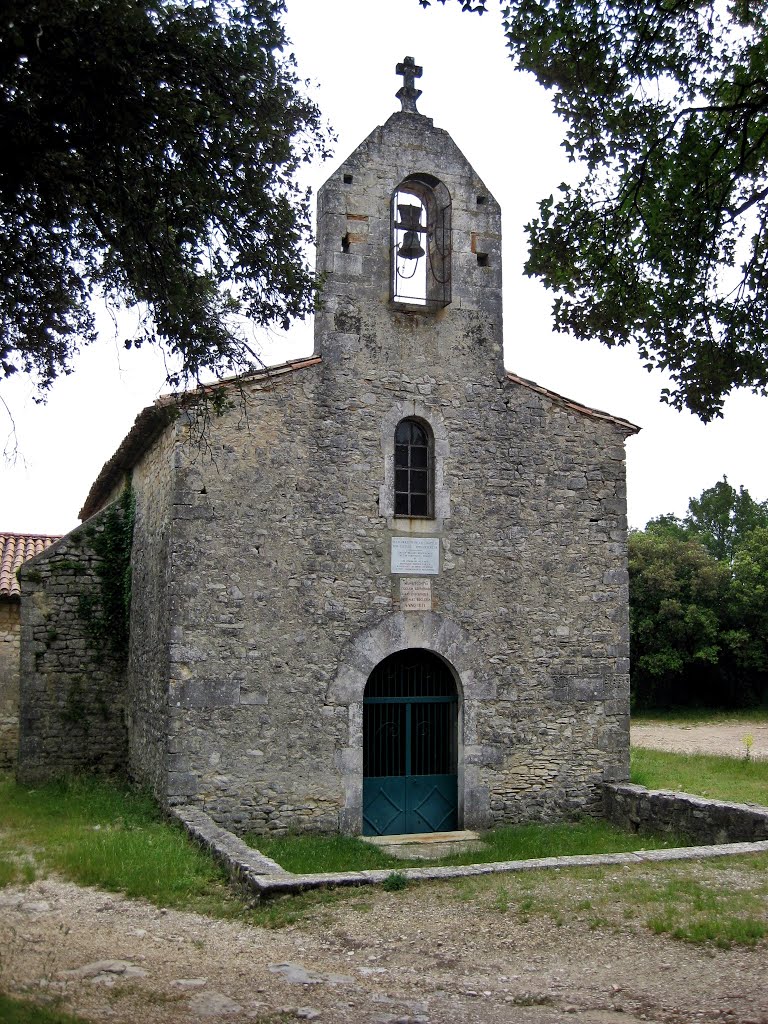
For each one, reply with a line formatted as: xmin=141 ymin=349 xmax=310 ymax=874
xmin=362 ymin=648 xmax=460 ymax=836
xmin=391 ymin=174 xmax=451 ymax=309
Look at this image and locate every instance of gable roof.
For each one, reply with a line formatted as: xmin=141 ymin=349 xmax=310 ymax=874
xmin=0 ymin=533 xmax=61 ymax=598
xmin=505 ymin=372 xmax=640 ymax=434
xmin=79 ymin=356 xmax=322 ymax=521
xmin=79 ymin=356 xmax=638 ymax=523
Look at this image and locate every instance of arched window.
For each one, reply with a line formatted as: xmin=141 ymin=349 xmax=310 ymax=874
xmin=394 ymin=418 xmax=433 ymax=517
xmin=391 ymin=174 xmax=451 ymax=308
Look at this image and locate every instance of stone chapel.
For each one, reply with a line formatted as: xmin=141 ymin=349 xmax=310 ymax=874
xmin=17 ymin=60 xmax=638 ymax=837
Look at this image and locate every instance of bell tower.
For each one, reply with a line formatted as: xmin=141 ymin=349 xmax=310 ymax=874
xmin=314 ymin=58 xmax=504 ymax=379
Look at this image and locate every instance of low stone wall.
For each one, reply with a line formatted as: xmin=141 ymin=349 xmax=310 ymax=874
xmin=171 ymin=805 xmax=288 ymax=884
xmin=172 ymin=802 xmax=768 ymax=899
xmin=604 ymin=783 xmax=768 ymax=844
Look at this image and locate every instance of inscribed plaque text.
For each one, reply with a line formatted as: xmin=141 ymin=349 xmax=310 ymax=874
xmin=400 ymin=577 xmax=433 ymax=611
xmin=390 ymin=537 xmax=440 ymax=575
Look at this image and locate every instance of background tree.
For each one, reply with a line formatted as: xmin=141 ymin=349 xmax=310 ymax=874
xmin=629 ymin=480 xmax=768 ymax=709
xmin=728 ymin=526 xmax=768 ymax=685
xmin=629 ymin=530 xmax=730 ymax=709
xmin=0 ymin=0 xmax=332 ymax=394
xmin=686 ymin=477 xmax=768 ymax=562
xmin=420 ymin=0 xmax=768 ymax=420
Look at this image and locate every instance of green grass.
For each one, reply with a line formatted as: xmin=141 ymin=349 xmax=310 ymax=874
xmin=0 ymin=775 xmax=236 ymax=914
xmin=1 ymin=774 xmax=766 ymax=949
xmin=445 ymin=852 xmax=768 ymax=948
xmin=251 ymin=818 xmax=692 ymax=874
xmin=612 ymin=867 xmax=768 ymax=947
xmin=630 ymin=747 xmax=768 ymax=804
xmin=0 ymin=994 xmax=91 ymax=1024
xmin=632 ymin=707 xmax=768 ymax=725
xmin=0 ymin=775 xmax=373 ymax=928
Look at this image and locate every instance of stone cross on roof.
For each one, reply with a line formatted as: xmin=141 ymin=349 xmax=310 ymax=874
xmin=396 ymin=56 xmax=423 ymax=114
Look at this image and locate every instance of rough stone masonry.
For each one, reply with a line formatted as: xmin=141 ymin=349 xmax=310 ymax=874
xmin=18 ymin=62 xmax=638 ymax=837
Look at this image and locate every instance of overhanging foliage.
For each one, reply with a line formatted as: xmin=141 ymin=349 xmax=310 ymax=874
xmin=0 ymin=0 xmax=333 ymax=393
xmin=420 ymin=0 xmax=768 ymax=420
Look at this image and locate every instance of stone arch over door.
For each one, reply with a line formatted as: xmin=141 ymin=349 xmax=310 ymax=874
xmin=327 ymin=612 xmax=498 ymax=834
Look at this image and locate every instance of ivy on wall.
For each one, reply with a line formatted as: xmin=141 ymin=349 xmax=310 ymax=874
xmin=82 ymin=483 xmax=136 ymax=663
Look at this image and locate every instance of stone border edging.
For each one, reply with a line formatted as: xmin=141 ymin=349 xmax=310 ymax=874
xmin=171 ymin=799 xmax=768 ymax=899
xmin=172 ymin=805 xmax=288 ymax=881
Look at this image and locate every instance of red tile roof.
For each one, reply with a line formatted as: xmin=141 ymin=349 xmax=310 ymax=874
xmin=0 ymin=533 xmax=61 ymax=598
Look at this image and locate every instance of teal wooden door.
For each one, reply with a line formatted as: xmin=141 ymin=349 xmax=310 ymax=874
xmin=362 ymin=650 xmax=458 ymax=836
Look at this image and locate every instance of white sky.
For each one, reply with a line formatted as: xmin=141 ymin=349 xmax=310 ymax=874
xmin=1 ymin=0 xmax=766 ymax=536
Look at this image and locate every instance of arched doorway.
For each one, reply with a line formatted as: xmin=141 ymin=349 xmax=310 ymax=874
xmin=362 ymin=649 xmax=458 ymax=836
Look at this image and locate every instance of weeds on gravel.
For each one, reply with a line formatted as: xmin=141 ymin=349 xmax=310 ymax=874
xmin=630 ymin=747 xmax=768 ymax=803
xmin=0 ymin=856 xmax=17 ymax=887
xmin=633 ymin=872 xmax=768 ymax=947
xmin=446 ymin=855 xmax=768 ymax=948
xmin=382 ymin=871 xmax=409 ymax=891
xmin=0 ymin=994 xmax=90 ymax=1024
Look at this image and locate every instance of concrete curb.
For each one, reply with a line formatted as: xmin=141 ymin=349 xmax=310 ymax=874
xmin=171 ymin=801 xmax=768 ymax=899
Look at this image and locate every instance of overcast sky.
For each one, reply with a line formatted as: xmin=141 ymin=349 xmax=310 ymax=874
xmin=2 ymin=0 xmax=766 ymax=537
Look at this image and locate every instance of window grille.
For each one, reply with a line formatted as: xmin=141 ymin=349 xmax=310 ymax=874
xmin=394 ymin=418 xmax=433 ymax=517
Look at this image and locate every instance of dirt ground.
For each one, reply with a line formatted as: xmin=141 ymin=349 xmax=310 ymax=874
xmin=630 ymin=723 xmax=768 ymax=761
xmin=1 ymin=724 xmax=767 ymax=1024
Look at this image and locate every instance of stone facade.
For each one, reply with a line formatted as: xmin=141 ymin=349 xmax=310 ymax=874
xmin=17 ymin=516 xmax=128 ymax=782
xmin=17 ymin=86 xmax=638 ymax=836
xmin=1 ymin=534 xmax=60 ymax=770
xmin=0 ymin=598 xmax=21 ymax=770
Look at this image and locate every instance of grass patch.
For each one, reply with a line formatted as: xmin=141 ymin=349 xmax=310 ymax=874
xmin=473 ymin=819 xmax=689 ymax=864
xmin=630 ymin=747 xmax=768 ymax=804
xmin=632 ymin=707 xmax=768 ymax=725
xmin=0 ymin=775 xmax=235 ymax=914
xmin=0 ymin=775 xmax=373 ymax=928
xmin=614 ymin=865 xmax=768 ymax=947
xmin=445 ymin=853 xmax=768 ymax=948
xmin=245 ymin=832 xmax=406 ymax=873
xmin=251 ymin=818 xmax=691 ymax=874
xmin=0 ymin=994 xmax=91 ymax=1024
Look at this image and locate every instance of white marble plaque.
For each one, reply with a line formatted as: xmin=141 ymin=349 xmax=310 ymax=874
xmin=400 ymin=577 xmax=433 ymax=611
xmin=390 ymin=537 xmax=440 ymax=575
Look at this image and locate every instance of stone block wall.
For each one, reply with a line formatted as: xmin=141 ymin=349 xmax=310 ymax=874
xmin=604 ymin=783 xmax=768 ymax=844
xmin=17 ymin=513 xmax=127 ymax=782
xmin=0 ymin=598 xmax=21 ymax=770
xmin=145 ymin=355 xmax=632 ymax=836
xmin=67 ymin=105 xmax=635 ymax=836
xmin=125 ymin=424 xmax=177 ymax=799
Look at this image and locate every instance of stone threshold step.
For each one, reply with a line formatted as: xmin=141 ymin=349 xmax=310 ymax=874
xmin=360 ymin=829 xmax=486 ymax=860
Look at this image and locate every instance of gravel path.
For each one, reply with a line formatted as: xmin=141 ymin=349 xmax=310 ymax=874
xmin=631 ymin=723 xmax=768 ymax=760
xmin=2 ymin=866 xmax=767 ymax=1024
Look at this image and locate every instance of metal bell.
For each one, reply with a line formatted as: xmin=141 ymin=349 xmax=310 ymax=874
xmin=397 ymin=230 xmax=425 ymax=260
xmin=396 ymin=203 xmax=425 ymax=260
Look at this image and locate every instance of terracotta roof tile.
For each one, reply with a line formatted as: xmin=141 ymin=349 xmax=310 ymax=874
xmin=0 ymin=533 xmax=61 ymax=598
